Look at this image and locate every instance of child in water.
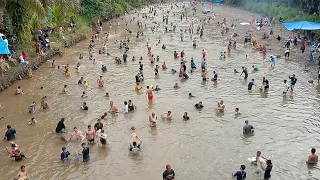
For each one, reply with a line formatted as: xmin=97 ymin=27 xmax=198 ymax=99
xmin=235 ymin=108 xmax=241 ymax=115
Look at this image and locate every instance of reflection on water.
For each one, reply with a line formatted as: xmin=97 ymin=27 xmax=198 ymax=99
xmin=0 ymin=2 xmax=320 ymax=180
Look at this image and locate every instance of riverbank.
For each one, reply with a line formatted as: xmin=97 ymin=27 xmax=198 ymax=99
xmin=0 ymin=33 xmax=86 ymax=92
xmin=215 ymin=3 xmax=320 ymax=82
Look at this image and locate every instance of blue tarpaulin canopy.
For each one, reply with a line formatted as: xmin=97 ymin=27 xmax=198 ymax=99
xmin=282 ymin=21 xmax=320 ymax=31
xmin=215 ymin=0 xmax=223 ymax=2
xmin=0 ymin=38 xmax=10 ymax=54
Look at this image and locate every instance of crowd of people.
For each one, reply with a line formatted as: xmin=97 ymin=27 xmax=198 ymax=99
xmin=3 ymin=1 xmax=320 ymax=179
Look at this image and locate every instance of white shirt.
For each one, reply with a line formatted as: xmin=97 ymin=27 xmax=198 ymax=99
xmin=284 ymin=83 xmax=290 ymax=92
xmin=123 ymin=105 xmax=129 ymax=113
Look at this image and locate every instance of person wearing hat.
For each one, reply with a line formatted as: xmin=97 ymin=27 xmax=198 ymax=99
xmin=55 ymin=118 xmax=66 ymax=133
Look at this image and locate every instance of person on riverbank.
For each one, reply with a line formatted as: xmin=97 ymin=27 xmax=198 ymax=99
xmin=243 ymin=120 xmax=254 ymax=133
xmin=306 ymin=148 xmax=318 ymax=164
xmin=55 ymin=118 xmax=66 ymax=133
xmin=163 ymin=165 xmax=175 ymax=180
xmin=86 ymin=125 xmax=95 ymax=144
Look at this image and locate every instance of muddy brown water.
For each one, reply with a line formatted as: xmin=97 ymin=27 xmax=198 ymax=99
xmin=0 ymin=2 xmax=320 ymax=180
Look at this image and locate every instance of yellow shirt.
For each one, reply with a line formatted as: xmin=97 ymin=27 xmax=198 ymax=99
xmin=65 ymin=71 xmax=71 ymax=77
xmin=84 ymin=82 xmax=89 ymax=87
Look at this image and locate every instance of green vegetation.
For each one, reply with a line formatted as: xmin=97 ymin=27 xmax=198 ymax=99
xmin=0 ymin=0 xmax=148 ymax=54
xmin=225 ymin=0 xmax=320 ymax=23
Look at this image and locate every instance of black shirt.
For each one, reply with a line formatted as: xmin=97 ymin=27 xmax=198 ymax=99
xmin=264 ymin=165 xmax=272 ymax=179
xmin=82 ymin=105 xmax=88 ymax=110
xmin=5 ymin=128 xmax=16 ymax=141
xmin=195 ymin=103 xmax=203 ymax=109
xmin=139 ymin=64 xmax=143 ymax=70
xmin=213 ymin=73 xmax=218 ymax=81
xmin=94 ymin=122 xmax=103 ymax=131
xmin=55 ymin=121 xmax=65 ymax=133
xmin=163 ymin=169 xmax=175 ymax=180
xmin=263 ymin=79 xmax=269 ymax=89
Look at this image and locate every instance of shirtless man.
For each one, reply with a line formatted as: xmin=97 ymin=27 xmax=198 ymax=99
xmin=146 ymin=86 xmax=154 ymax=102
xmin=40 ymin=96 xmax=49 ymax=110
xmin=14 ymin=165 xmax=28 ymax=180
xmin=97 ymin=76 xmax=104 ymax=87
xmin=306 ymin=148 xmax=318 ymax=164
xmin=86 ymin=125 xmax=95 ymax=144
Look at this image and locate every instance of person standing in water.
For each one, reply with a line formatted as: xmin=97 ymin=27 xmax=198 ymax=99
xmin=306 ymin=148 xmax=318 ymax=164
xmin=97 ymin=76 xmax=104 ymax=87
xmin=240 ymin=67 xmax=248 ymax=80
xmin=146 ymin=86 xmax=154 ymax=102
xmin=163 ymin=164 xmax=175 ymax=180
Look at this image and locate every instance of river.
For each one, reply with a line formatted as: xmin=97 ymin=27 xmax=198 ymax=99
xmin=0 ymin=1 xmax=320 ymax=180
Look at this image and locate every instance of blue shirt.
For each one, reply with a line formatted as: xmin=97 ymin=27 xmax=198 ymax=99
xmin=82 ymin=147 xmax=90 ymax=162
xmin=61 ymin=151 xmax=70 ymax=160
xmin=248 ymin=82 xmax=254 ymax=90
xmin=234 ymin=170 xmax=246 ymax=180
xmin=201 ymin=60 xmax=206 ymax=67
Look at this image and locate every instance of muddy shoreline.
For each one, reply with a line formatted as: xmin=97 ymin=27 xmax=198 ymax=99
xmin=0 ymin=33 xmax=86 ymax=92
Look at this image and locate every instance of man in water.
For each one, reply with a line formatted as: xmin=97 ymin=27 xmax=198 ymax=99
xmin=129 ymin=136 xmax=142 ymax=153
xmin=61 ymin=147 xmax=70 ymax=161
xmin=94 ymin=119 xmax=103 ymax=131
xmin=81 ymin=143 xmax=90 ymax=162
xmin=283 ymin=80 xmax=290 ymax=95
xmin=146 ymin=86 xmax=154 ymax=102
xmin=86 ymin=125 xmax=95 ymax=144
xmin=262 ymin=77 xmax=269 ymax=91
xmin=4 ymin=125 xmax=16 ymax=141
xmin=195 ymin=101 xmax=204 ymax=109
xmin=55 ymin=118 xmax=66 ymax=133
xmin=163 ymin=165 xmax=175 ymax=180
xmin=97 ymin=76 xmax=104 ymax=87
xmin=233 ymin=165 xmax=246 ymax=180
xmin=289 ymin=74 xmax=297 ymax=91
xmin=306 ymin=148 xmax=318 ymax=164
xmin=248 ymin=79 xmax=255 ymax=90
xmin=212 ymin=71 xmax=218 ymax=81
xmin=243 ymin=120 xmax=254 ymax=133
xmin=240 ymin=66 xmax=248 ymax=80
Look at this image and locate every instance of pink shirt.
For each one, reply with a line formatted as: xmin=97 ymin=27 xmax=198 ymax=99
xmin=72 ymin=130 xmax=84 ymax=140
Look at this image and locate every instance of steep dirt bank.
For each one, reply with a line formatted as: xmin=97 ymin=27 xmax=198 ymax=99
xmin=0 ymin=33 xmax=86 ymax=92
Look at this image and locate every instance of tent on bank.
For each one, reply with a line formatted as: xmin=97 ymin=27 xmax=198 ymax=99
xmin=282 ymin=21 xmax=320 ymax=31
xmin=0 ymin=38 xmax=10 ymax=54
xmin=215 ymin=0 xmax=223 ymax=3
